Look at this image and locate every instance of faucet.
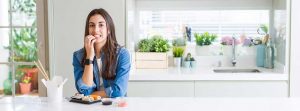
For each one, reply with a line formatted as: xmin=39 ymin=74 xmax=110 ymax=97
xmin=232 ymin=36 xmax=237 ymax=67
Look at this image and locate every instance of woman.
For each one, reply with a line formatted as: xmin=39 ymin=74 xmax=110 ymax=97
xmin=73 ymin=8 xmax=130 ymax=98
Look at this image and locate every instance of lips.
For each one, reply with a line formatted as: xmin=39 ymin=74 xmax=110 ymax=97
xmin=94 ymin=35 xmax=101 ymax=38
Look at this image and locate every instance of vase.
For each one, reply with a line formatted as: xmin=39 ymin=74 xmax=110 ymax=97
xmin=174 ymin=57 xmax=182 ymax=67
xmin=182 ymin=61 xmax=191 ymax=68
xmin=190 ymin=61 xmax=197 ymax=68
xmin=3 ymin=78 xmax=12 ymax=95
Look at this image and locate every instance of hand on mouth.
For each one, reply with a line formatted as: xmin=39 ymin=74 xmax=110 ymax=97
xmin=93 ymin=34 xmax=102 ymax=39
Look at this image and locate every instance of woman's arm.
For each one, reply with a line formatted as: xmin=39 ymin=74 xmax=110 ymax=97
xmin=82 ymin=63 xmax=94 ymax=86
xmin=91 ymin=91 xmax=107 ymax=97
xmin=73 ymin=51 xmax=96 ymax=95
xmin=82 ymin=35 xmax=96 ymax=86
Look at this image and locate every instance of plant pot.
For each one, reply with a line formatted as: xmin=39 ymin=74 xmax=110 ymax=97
xmin=196 ymin=45 xmax=211 ymax=56
xmin=222 ymin=45 xmax=232 ymax=56
xmin=21 ymin=68 xmax=38 ymax=90
xmin=173 ymin=57 xmax=182 ymax=67
xmin=135 ymin=52 xmax=168 ymax=69
xmin=183 ymin=61 xmax=191 ymax=68
xmin=190 ymin=61 xmax=197 ymax=68
xmin=19 ymin=82 xmax=32 ymax=94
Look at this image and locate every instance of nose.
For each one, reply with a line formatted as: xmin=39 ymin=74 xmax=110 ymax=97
xmin=92 ymin=25 xmax=100 ymax=34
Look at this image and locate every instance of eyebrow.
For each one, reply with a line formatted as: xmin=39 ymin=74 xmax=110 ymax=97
xmin=89 ymin=21 xmax=106 ymax=24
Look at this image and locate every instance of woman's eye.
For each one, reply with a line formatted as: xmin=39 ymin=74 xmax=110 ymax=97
xmin=89 ymin=25 xmax=94 ymax=27
xmin=99 ymin=24 xmax=104 ymax=27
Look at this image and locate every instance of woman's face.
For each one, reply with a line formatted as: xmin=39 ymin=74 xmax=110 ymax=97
xmin=88 ymin=14 xmax=108 ymax=44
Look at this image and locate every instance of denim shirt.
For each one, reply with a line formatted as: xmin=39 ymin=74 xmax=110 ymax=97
xmin=72 ymin=47 xmax=131 ymax=98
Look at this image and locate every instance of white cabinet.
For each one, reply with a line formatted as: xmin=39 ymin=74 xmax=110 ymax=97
xmin=128 ymin=81 xmax=289 ymax=97
xmin=194 ymin=81 xmax=288 ymax=97
xmin=128 ymin=81 xmax=194 ymax=97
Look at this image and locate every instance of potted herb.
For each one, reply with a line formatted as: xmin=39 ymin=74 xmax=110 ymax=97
xmin=137 ymin=39 xmax=151 ymax=52
xmin=190 ymin=57 xmax=196 ymax=68
xmin=19 ymin=72 xmax=32 ymax=94
xmin=194 ymin=32 xmax=217 ymax=56
xmin=173 ymin=47 xmax=184 ymax=67
xmin=150 ymin=35 xmax=170 ymax=52
xmin=136 ymin=35 xmax=171 ymax=69
xmin=195 ymin=32 xmax=217 ymax=46
xmin=183 ymin=53 xmax=196 ymax=68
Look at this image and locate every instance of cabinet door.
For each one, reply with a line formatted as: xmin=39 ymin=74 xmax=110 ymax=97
xmin=49 ymin=0 xmax=126 ymax=96
xmin=195 ymin=81 xmax=288 ymax=97
xmin=128 ymin=81 xmax=194 ymax=97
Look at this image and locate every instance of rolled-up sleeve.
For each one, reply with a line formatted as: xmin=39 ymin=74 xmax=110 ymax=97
xmin=73 ymin=52 xmax=96 ymax=95
xmin=105 ymin=48 xmax=131 ymax=98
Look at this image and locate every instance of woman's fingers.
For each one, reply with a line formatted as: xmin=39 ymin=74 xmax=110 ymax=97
xmin=91 ymin=38 xmax=96 ymax=46
xmin=84 ymin=35 xmax=96 ymax=59
xmin=85 ymin=35 xmax=95 ymax=47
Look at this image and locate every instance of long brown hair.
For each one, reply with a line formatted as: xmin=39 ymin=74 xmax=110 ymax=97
xmin=82 ymin=8 xmax=119 ymax=80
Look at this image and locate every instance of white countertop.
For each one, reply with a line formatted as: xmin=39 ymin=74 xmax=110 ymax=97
xmin=0 ymin=97 xmax=299 ymax=111
xmin=129 ymin=67 xmax=288 ymax=81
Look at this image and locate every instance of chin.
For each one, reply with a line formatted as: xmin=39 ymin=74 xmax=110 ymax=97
xmin=95 ymin=39 xmax=106 ymax=44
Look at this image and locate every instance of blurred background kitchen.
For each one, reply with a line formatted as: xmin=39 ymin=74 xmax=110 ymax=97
xmin=1 ymin=0 xmax=300 ymax=98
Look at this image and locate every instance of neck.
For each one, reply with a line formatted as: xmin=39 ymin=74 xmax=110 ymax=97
xmin=95 ymin=43 xmax=105 ymax=58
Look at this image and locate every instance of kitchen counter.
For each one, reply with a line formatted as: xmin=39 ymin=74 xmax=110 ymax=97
xmin=0 ymin=97 xmax=299 ymax=111
xmin=129 ymin=67 xmax=288 ymax=81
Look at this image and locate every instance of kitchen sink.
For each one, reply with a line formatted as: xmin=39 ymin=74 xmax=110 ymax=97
xmin=213 ymin=69 xmax=261 ymax=73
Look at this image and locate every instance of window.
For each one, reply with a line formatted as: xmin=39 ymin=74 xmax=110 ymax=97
xmin=0 ymin=0 xmax=37 ymax=96
xmin=138 ymin=10 xmax=269 ymax=41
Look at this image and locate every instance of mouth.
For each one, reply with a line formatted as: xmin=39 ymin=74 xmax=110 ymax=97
xmin=94 ymin=35 xmax=102 ymax=38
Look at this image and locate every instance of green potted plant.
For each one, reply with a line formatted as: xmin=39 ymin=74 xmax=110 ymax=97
xmin=19 ymin=72 xmax=32 ymax=94
xmin=195 ymin=32 xmax=217 ymax=46
xmin=183 ymin=53 xmax=196 ymax=68
xmin=173 ymin=47 xmax=184 ymax=67
xmin=194 ymin=32 xmax=217 ymax=56
xmin=136 ymin=35 xmax=171 ymax=69
xmin=149 ymin=35 xmax=170 ymax=52
xmin=137 ymin=39 xmax=152 ymax=52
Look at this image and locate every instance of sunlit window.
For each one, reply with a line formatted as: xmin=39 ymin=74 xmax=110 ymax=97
xmin=139 ymin=10 xmax=269 ymax=41
xmin=0 ymin=0 xmax=37 ymax=96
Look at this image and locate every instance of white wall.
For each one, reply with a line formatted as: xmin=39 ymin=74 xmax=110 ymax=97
xmin=290 ymin=0 xmax=300 ymax=97
xmin=48 ymin=0 xmax=126 ymax=96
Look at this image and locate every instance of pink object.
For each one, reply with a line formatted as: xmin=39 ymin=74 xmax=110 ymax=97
xmin=221 ymin=36 xmax=241 ymax=45
xmin=118 ymin=101 xmax=128 ymax=107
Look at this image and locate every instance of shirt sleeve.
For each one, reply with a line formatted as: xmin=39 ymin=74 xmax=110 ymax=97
xmin=73 ymin=52 xmax=96 ymax=95
xmin=105 ymin=48 xmax=131 ymax=98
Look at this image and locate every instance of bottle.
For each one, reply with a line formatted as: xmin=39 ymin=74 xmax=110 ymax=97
xmin=256 ymin=44 xmax=265 ymax=67
xmin=3 ymin=72 xmax=12 ymax=95
xmin=264 ymin=36 xmax=274 ymax=68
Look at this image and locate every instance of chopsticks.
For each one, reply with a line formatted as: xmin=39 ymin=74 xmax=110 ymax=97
xmin=34 ymin=60 xmax=50 ymax=81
